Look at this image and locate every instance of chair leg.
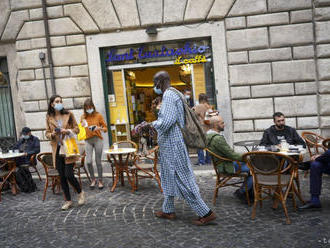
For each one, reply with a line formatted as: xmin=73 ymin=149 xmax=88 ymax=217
xmin=43 ymin=178 xmax=49 ymax=201
xmin=244 ymin=178 xmax=250 ymax=206
xmin=77 ymin=168 xmax=82 ymax=188
xmin=154 ymin=171 xmax=162 ymax=193
xmin=33 ymin=165 xmax=42 ymax=181
xmin=279 ymin=191 xmax=291 ymax=224
xmin=213 ymin=183 xmax=220 ymax=205
xmin=0 ymin=182 xmax=3 ymax=202
xmin=83 ymin=166 xmax=91 ymax=183
xmin=252 ymin=185 xmax=259 ymax=220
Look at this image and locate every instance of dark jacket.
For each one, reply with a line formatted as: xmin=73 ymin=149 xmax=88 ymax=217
xmin=315 ymin=149 xmax=330 ymax=166
xmin=206 ymin=131 xmax=243 ymax=174
xmin=13 ymin=135 xmax=40 ymax=164
xmin=260 ymin=125 xmax=306 ymax=147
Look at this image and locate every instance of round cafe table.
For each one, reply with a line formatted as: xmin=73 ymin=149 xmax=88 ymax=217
xmin=104 ymin=148 xmax=137 ymax=192
xmin=233 ymin=140 xmax=260 ymax=152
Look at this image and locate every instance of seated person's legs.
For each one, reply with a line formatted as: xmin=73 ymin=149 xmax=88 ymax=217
xmin=233 ymin=161 xmax=253 ymax=193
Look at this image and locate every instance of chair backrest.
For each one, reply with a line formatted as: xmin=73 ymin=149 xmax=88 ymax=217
xmin=113 ymin=140 xmax=138 ymax=150
xmin=243 ymin=151 xmax=294 ymax=179
xmin=322 ymin=138 xmax=330 ymax=150
xmin=37 ymin=153 xmax=53 ymax=175
xmin=205 ymin=148 xmax=243 ymax=174
xmin=302 ymin=131 xmax=326 ymax=156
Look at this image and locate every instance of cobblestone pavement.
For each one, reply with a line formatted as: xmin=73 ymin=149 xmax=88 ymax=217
xmin=1 ymin=167 xmax=330 ymax=248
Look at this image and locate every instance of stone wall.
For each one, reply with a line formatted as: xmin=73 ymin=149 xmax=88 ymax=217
xmin=0 ymin=0 xmax=329 ymax=152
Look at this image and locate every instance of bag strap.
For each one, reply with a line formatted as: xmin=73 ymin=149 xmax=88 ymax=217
xmin=207 ymin=133 xmax=220 ymax=147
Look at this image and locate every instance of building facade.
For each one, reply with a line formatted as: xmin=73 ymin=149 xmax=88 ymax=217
xmin=0 ymin=0 xmax=329 ymax=152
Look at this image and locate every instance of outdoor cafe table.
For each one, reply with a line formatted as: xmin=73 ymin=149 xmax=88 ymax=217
xmin=0 ymin=152 xmax=26 ymax=195
xmin=234 ymin=140 xmax=260 ymax=152
xmin=104 ymin=148 xmax=137 ymax=192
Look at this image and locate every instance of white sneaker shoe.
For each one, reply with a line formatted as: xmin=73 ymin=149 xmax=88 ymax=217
xmin=78 ymin=191 xmax=85 ymax=206
xmin=61 ymin=201 xmax=73 ymax=210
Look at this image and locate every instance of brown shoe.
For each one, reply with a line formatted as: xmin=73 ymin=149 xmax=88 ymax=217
xmin=192 ymin=212 xmax=216 ymax=226
xmin=155 ymin=211 xmax=176 ymax=220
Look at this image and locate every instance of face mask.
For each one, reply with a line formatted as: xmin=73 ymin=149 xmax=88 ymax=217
xmin=54 ymin=103 xmax=63 ymax=111
xmin=86 ymin=108 xmax=94 ymax=114
xmin=154 ymin=87 xmax=162 ymax=95
xmin=185 ymin=95 xmax=190 ymax=100
xmin=22 ymin=135 xmax=30 ymax=140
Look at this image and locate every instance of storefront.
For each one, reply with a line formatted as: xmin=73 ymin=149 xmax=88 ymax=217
xmin=86 ymin=22 xmax=231 ymax=147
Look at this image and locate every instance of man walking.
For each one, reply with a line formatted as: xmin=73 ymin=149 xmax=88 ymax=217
xmin=151 ymin=71 xmax=216 ymax=226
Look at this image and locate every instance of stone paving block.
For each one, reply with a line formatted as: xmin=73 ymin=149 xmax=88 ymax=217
xmin=70 ymin=65 xmax=89 ymax=77
xmin=275 ymin=95 xmax=318 ymax=116
xmin=319 ymin=81 xmax=330 ymax=93
xmin=19 ymin=69 xmax=35 ymax=81
xmin=293 ymin=45 xmax=314 ymax=59
xmin=230 ymin=86 xmax=251 ymax=99
xmin=225 ymin=17 xmax=246 ymax=30
xmin=52 ymin=45 xmax=87 ymax=66
xmin=251 ymin=83 xmax=294 ymax=98
xmin=320 ymin=95 xmax=330 ymax=114
xmin=64 ymin=3 xmax=99 ymax=33
xmin=229 ymin=0 xmax=267 ymax=16
xmin=208 ymin=0 xmax=235 ymax=19
xmin=295 ymin=82 xmax=317 ymax=95
xmin=268 ymin=0 xmax=312 ymax=11
xmin=229 ymin=63 xmax=271 ymax=85
xmin=232 ymin=98 xmax=273 ymax=119
xmin=234 ymin=120 xmax=254 ymax=132
xmin=82 ymin=0 xmax=120 ymax=31
xmin=184 ymin=0 xmax=214 ymax=22
xmin=318 ymin=59 xmax=330 ymax=80
xmin=50 ymin=36 xmax=66 ymax=47
xmin=1 ymin=10 xmax=29 ymax=41
xmin=272 ymin=60 xmax=316 ymax=82
xmin=270 ymin=23 xmax=313 ymax=47
xmin=137 ymin=0 xmax=162 ymax=26
xmin=227 ymin=28 xmax=268 ymax=51
xmin=291 ymin=9 xmax=313 ymax=23
xmin=112 ymin=0 xmax=140 ymax=27
xmin=249 ymin=48 xmax=291 ymax=63
xmin=247 ymin=13 xmax=289 ymax=27
xmin=228 ymin=51 xmax=248 ymax=64
xmin=297 ymin=116 xmax=319 ymax=129
xmin=316 ymin=21 xmax=330 ymax=43
xmin=66 ymin=34 xmax=85 ymax=45
xmin=55 ymin=77 xmax=91 ymax=97
xmin=317 ymin=44 xmax=330 ymax=57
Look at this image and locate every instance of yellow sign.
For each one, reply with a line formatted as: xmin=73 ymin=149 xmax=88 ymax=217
xmin=174 ymin=55 xmax=207 ymax=65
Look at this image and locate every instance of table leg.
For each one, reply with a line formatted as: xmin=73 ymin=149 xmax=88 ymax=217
xmin=110 ymin=155 xmax=121 ymax=192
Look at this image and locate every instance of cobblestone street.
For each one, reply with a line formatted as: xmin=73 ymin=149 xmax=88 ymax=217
xmin=1 ymin=167 xmax=330 ymax=248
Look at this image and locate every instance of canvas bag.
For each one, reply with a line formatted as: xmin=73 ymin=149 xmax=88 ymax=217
xmin=168 ymin=87 xmax=206 ymax=149
xmin=77 ymin=123 xmax=86 ymax=141
xmin=63 ymin=131 xmax=80 ymax=157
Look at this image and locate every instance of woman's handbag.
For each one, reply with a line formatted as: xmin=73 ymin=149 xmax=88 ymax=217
xmin=63 ymin=131 xmax=80 ymax=156
xmin=77 ymin=123 xmax=86 ymax=141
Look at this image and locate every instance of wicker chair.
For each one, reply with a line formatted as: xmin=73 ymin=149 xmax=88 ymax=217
xmin=302 ymin=131 xmax=326 ymax=157
xmin=37 ymin=153 xmax=61 ymax=201
xmin=0 ymin=159 xmax=17 ymax=202
xmin=243 ymin=151 xmax=298 ymax=224
xmin=322 ymin=138 xmax=330 ymax=150
xmin=73 ymin=151 xmax=91 ymax=187
xmin=205 ymin=148 xmax=250 ymax=205
xmin=130 ymin=146 xmax=162 ymax=192
xmin=19 ymin=154 xmax=42 ymax=181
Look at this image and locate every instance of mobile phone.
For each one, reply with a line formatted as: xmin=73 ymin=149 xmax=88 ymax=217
xmin=88 ymin=125 xmax=96 ymax=131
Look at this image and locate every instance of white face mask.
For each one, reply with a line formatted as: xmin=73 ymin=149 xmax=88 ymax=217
xmin=86 ymin=108 xmax=94 ymax=114
xmin=185 ymin=95 xmax=190 ymax=100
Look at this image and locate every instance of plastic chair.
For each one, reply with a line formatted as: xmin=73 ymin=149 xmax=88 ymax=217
xmin=37 ymin=153 xmax=61 ymax=201
xmin=205 ymin=148 xmax=250 ymax=205
xmin=243 ymin=151 xmax=298 ymax=224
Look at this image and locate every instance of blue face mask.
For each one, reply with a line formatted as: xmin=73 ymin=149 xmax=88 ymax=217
xmin=154 ymin=87 xmax=162 ymax=95
xmin=22 ymin=135 xmax=30 ymax=140
xmin=54 ymin=103 xmax=63 ymax=111
xmin=86 ymin=108 xmax=94 ymax=114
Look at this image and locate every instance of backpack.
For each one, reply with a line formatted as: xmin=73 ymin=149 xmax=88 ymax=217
xmin=16 ymin=167 xmax=37 ymax=193
xmin=168 ymin=87 xmax=206 ymax=149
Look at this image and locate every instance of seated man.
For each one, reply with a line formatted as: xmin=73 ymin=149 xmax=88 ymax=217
xmin=260 ymin=112 xmax=305 ymax=147
xmin=12 ymin=127 xmax=40 ymax=167
xmin=299 ymin=149 xmax=330 ymax=210
xmin=206 ymin=115 xmax=253 ymax=203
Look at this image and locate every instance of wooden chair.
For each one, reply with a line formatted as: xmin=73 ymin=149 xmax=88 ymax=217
xmin=322 ymin=138 xmax=330 ymax=149
xmin=205 ymin=148 xmax=250 ymax=205
xmin=0 ymin=159 xmax=17 ymax=202
xmin=74 ymin=152 xmax=91 ymax=187
xmin=20 ymin=154 xmax=42 ymax=181
xmin=243 ymin=151 xmax=297 ymax=224
xmin=37 ymin=153 xmax=61 ymax=201
xmin=106 ymin=140 xmax=138 ymax=186
xmin=302 ymin=131 xmax=326 ymax=157
xmin=130 ymin=146 xmax=162 ymax=192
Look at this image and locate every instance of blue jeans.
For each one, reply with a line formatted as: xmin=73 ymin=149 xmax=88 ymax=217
xmin=233 ymin=161 xmax=253 ymax=193
xmin=310 ymin=160 xmax=330 ymax=196
xmin=197 ymin=149 xmax=211 ymax=164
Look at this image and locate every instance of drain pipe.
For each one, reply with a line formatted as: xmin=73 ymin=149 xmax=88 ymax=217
xmin=41 ymin=0 xmax=56 ymax=95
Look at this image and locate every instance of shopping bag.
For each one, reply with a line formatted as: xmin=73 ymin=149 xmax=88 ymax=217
xmin=63 ymin=132 xmax=80 ymax=157
xmin=77 ymin=123 xmax=86 ymax=141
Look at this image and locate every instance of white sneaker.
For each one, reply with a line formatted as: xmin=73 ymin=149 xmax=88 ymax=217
xmin=61 ymin=201 xmax=73 ymax=210
xmin=78 ymin=191 xmax=85 ymax=206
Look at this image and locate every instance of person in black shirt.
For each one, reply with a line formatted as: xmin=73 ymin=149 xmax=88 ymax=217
xmin=259 ymin=112 xmax=306 ymax=147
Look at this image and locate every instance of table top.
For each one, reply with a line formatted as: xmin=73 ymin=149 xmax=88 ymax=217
xmin=0 ymin=152 xmax=26 ymax=159
xmin=234 ymin=140 xmax=260 ymax=147
xmin=104 ymin=148 xmax=137 ymax=155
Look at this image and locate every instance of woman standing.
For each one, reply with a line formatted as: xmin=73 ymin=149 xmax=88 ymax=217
xmin=45 ymin=95 xmax=85 ymax=210
xmin=80 ymin=99 xmax=107 ymax=190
